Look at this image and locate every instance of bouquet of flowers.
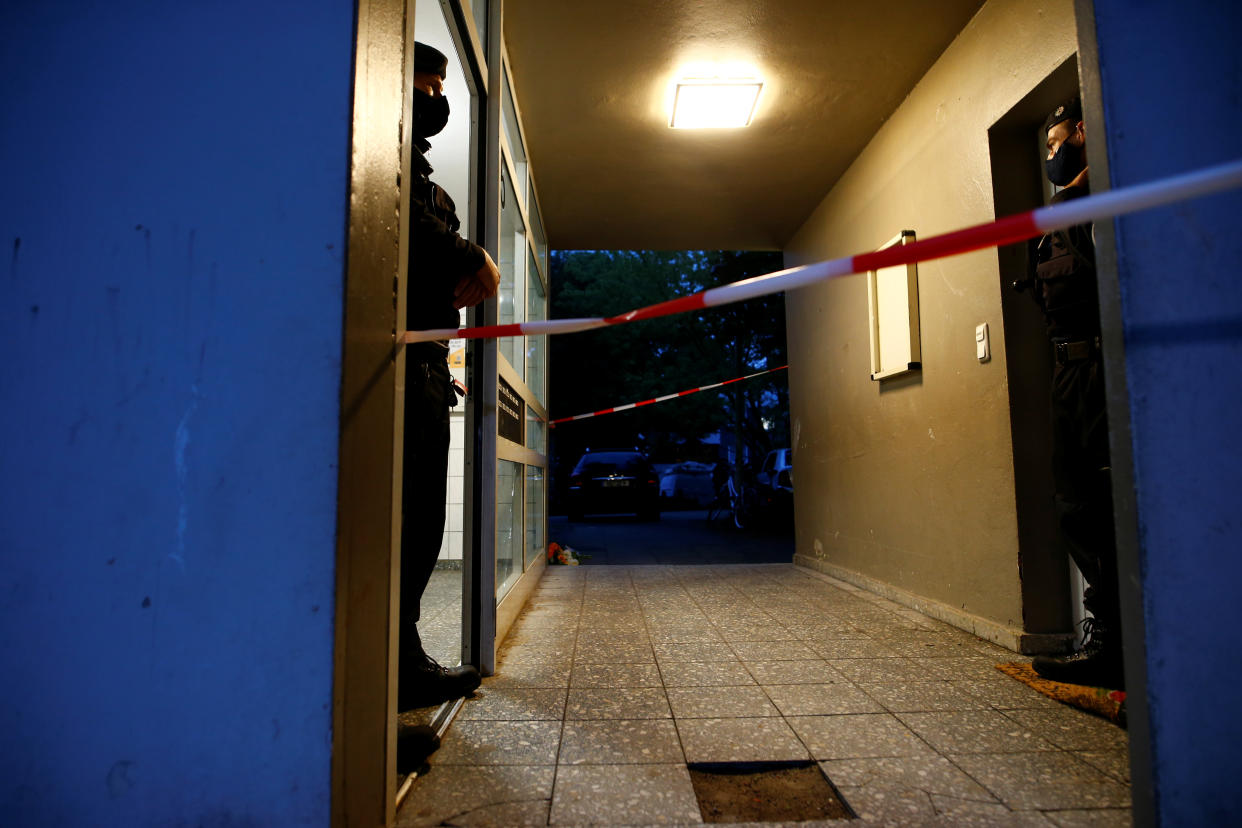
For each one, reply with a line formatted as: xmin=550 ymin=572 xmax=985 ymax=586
xmin=547 ymin=542 xmax=586 ymax=565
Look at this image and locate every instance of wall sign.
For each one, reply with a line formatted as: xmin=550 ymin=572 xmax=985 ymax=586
xmin=498 ymin=376 xmax=525 ymax=445
xmin=867 ymin=230 xmax=923 ymax=381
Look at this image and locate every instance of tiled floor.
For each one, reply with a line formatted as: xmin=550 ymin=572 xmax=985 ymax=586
xmin=418 ymin=568 xmax=463 ymax=666
xmin=396 ymin=564 xmax=1132 ymax=827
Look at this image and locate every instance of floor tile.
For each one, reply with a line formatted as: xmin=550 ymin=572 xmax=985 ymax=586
xmin=769 ymin=610 xmax=836 ymax=628
xmin=856 ymin=680 xmax=988 ymax=713
xmin=666 ymin=685 xmax=780 ymax=719
xmin=484 ymin=659 xmax=572 ymax=689
xmin=660 ymin=660 xmax=756 ymax=687
xmin=550 ymin=764 xmax=701 ymax=825
xmin=796 ymin=624 xmax=872 ymax=641
xmin=1000 ymin=708 xmax=1129 ymax=752
xmin=950 ymin=677 xmax=1065 ymax=710
xmin=822 ymin=754 xmax=999 ymax=802
xmin=898 ymin=710 xmax=1057 ymax=754
xmin=949 ymin=751 xmax=1132 ymax=810
xmin=653 ymin=641 xmax=738 ymax=663
xmin=565 ymin=687 xmax=672 ymax=720
xmin=649 ymin=626 xmax=726 ymax=643
xmin=434 ymin=720 xmax=561 ymax=765
xmin=911 ymin=655 xmax=1010 ymax=681
xmin=744 ymin=659 xmax=842 ymax=685
xmin=502 ymin=628 xmax=577 ymax=648
xmin=558 ymin=719 xmax=685 ymax=765
xmin=787 ymin=713 xmax=932 ymax=760
xmin=497 ymin=642 xmax=576 ymax=666
xmin=396 ymin=765 xmax=554 ymax=827
xmin=574 ymin=630 xmax=649 ymax=649
xmin=512 ymin=611 xmax=578 ymax=629
xmin=573 ymin=640 xmax=656 ymax=664
xmin=716 ymin=623 xmax=803 ymax=641
xmin=1044 ymin=808 xmax=1133 ymax=827
xmin=576 ymin=617 xmax=647 ymax=634
xmin=728 ymin=640 xmax=820 ymax=660
xmin=833 ymin=784 xmax=1023 ymax=825
xmin=1074 ymin=750 xmax=1132 ymax=784
xmin=443 ymin=800 xmax=552 ymax=826
xmin=570 ymin=662 xmax=662 ymax=689
xmin=872 ymin=634 xmax=988 ymax=659
xmin=807 ymin=638 xmax=901 ymax=659
xmin=678 ymin=717 xmax=810 ymax=763
xmin=763 ymin=681 xmax=884 ymax=716
xmin=457 ymin=688 xmax=567 ymax=721
xmin=829 ymin=657 xmax=935 ymax=684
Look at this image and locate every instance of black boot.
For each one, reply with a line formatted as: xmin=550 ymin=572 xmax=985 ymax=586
xmin=1032 ymin=617 xmax=1125 ymax=689
xmin=398 ymin=630 xmax=481 ymax=711
xmin=397 ymin=723 xmax=440 ymax=774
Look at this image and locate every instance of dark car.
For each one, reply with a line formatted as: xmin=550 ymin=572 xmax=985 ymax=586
xmin=567 ymin=449 xmax=660 ymax=521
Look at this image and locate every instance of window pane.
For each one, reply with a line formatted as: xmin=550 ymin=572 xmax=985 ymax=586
xmin=526 ymin=408 xmax=546 ymax=457
xmin=414 ymin=2 xmax=474 ymax=239
xmin=501 ymin=64 xmax=528 ymax=206
xmin=529 ymin=188 xmax=547 ymax=278
xmin=526 ymin=466 xmax=545 ymax=567
xmin=498 ymin=163 xmax=526 ymax=379
xmin=496 ymin=459 xmax=523 ymax=600
xmin=526 ymin=247 xmax=546 ymax=405
xmin=470 ymin=0 xmax=487 ymax=52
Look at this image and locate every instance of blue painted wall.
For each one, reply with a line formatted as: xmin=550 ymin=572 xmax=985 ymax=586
xmin=1091 ymin=0 xmax=1242 ymax=822
xmin=1 ymin=2 xmax=353 ymax=824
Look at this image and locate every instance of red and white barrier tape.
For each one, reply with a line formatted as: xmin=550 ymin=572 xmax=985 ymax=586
xmin=404 ymin=159 xmax=1242 ymax=344
xmin=548 ymin=365 xmax=788 ymax=427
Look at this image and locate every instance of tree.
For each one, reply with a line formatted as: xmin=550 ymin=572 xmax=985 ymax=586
xmin=548 ymin=250 xmax=788 ymax=502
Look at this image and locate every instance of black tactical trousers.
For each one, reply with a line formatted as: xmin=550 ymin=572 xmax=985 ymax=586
xmin=1050 ymin=355 xmax=1120 ymax=631
xmin=400 ymin=354 xmax=452 ymax=651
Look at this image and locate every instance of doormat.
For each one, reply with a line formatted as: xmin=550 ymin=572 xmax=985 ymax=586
xmin=996 ymin=662 xmax=1127 ymax=727
xmin=687 ymin=760 xmax=855 ymax=823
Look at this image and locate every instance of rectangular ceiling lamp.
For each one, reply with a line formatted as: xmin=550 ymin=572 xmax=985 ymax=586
xmin=670 ymin=80 xmax=762 ymax=129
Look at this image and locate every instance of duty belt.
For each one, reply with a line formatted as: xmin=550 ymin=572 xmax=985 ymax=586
xmin=407 ymin=339 xmax=450 ymax=363
xmin=1052 ymin=336 xmax=1101 ymax=365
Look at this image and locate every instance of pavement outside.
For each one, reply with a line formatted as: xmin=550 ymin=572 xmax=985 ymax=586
xmin=550 ymin=509 xmax=796 ymax=566
xmin=397 ymin=539 xmax=1132 ymax=826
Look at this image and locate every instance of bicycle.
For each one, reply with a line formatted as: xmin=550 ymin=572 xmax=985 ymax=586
xmin=706 ymin=473 xmax=758 ymax=530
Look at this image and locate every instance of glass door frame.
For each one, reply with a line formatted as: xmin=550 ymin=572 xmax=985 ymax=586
xmin=490 ymin=30 xmax=551 ymax=645
xmin=446 ymin=0 xmax=551 ymax=676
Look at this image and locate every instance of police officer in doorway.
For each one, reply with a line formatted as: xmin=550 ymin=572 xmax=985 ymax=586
xmin=401 ymin=43 xmax=499 ymax=715
xmin=1019 ymin=98 xmax=1123 ymax=689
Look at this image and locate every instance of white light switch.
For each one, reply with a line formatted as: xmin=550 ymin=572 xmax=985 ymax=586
xmin=976 ymin=323 xmax=990 ymax=362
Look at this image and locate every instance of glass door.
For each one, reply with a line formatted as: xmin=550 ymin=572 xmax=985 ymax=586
xmin=491 ymin=51 xmax=550 ymax=639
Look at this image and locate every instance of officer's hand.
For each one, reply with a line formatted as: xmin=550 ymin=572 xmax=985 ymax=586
xmin=453 ymin=250 xmax=501 ymax=309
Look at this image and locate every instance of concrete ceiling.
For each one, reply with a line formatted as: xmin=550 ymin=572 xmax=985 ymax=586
xmin=503 ymin=0 xmax=985 ymax=251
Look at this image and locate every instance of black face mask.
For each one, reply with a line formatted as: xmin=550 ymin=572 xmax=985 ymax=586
xmin=413 ymin=88 xmax=450 ymax=138
xmin=1046 ymin=137 xmax=1086 ymax=186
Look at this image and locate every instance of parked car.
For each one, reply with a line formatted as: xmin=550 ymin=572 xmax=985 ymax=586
xmin=567 ymin=449 xmax=660 ymax=521
xmin=756 ymin=448 xmax=793 ymax=494
xmin=658 ymin=461 xmax=716 ymax=507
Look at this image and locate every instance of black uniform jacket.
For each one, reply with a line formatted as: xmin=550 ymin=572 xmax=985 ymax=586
xmin=1030 ymin=184 xmax=1101 ymax=341
xmin=409 ymin=139 xmax=487 ymax=332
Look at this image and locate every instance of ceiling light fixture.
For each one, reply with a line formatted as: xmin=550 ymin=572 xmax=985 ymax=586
xmin=669 ymin=77 xmax=763 ymax=129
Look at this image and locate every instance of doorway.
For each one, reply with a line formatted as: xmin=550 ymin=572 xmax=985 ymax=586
xmin=987 ymin=54 xmax=1089 ymax=644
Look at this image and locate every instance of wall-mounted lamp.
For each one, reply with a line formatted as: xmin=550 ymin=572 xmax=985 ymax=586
xmin=669 ymin=78 xmax=763 ymax=129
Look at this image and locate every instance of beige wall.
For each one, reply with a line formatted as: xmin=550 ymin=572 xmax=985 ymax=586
xmin=784 ymin=0 xmax=1076 ymax=636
